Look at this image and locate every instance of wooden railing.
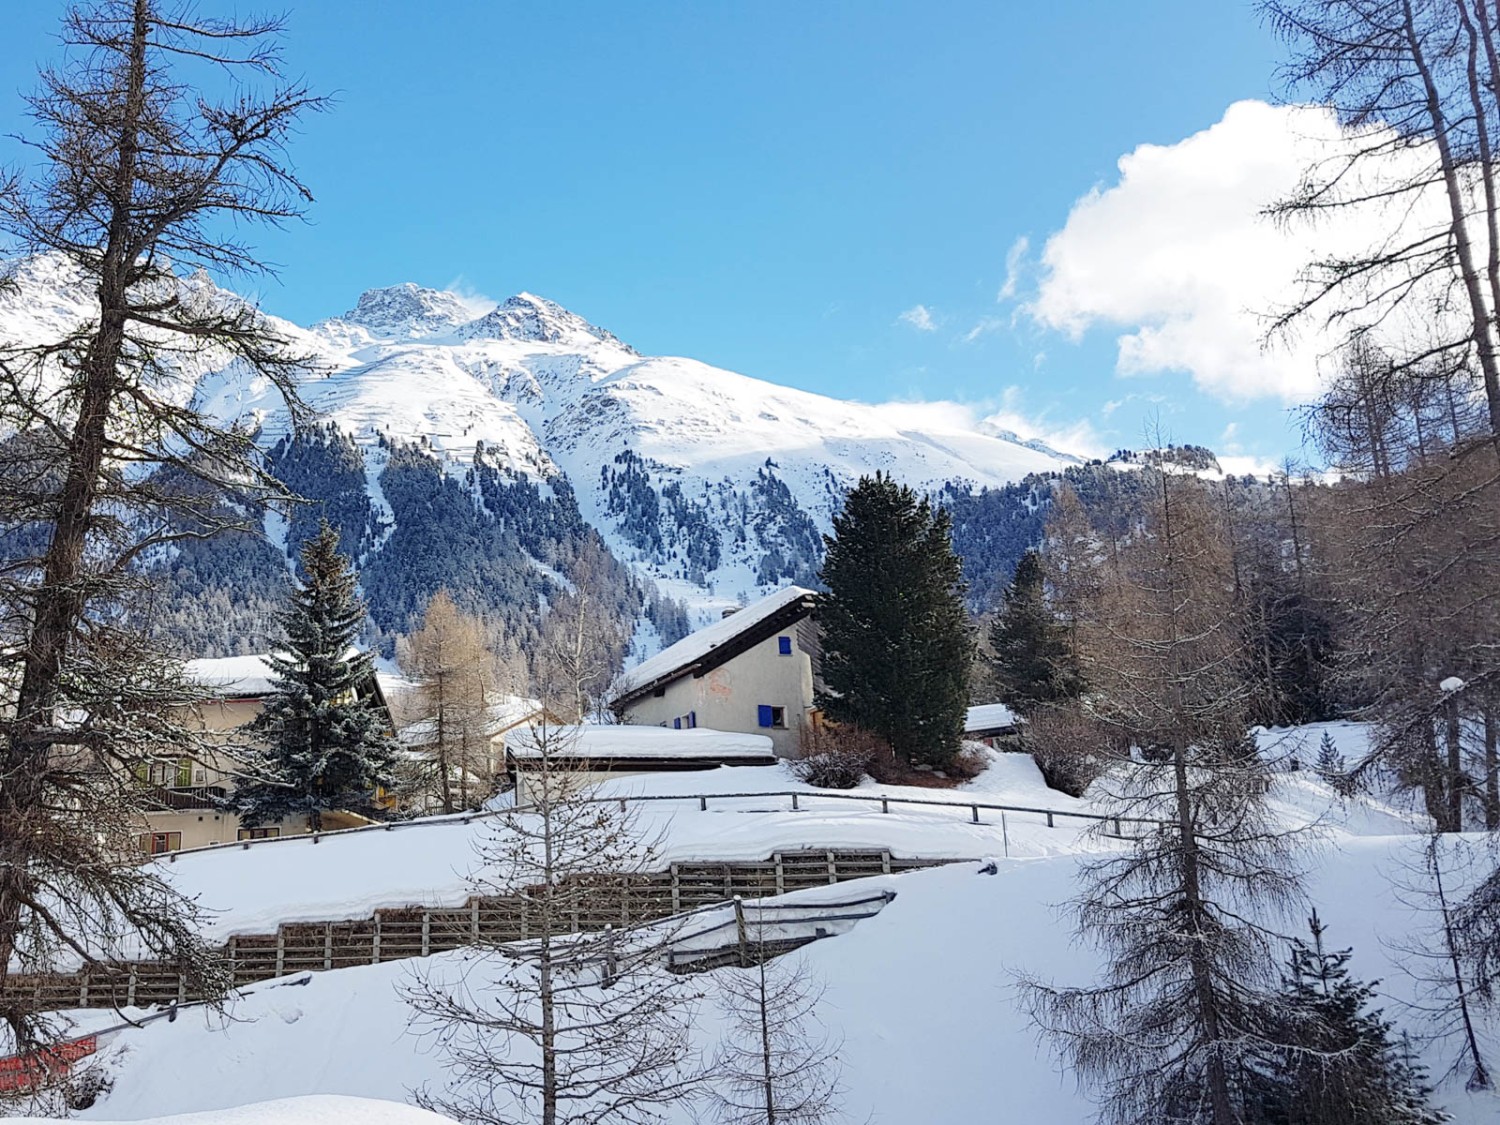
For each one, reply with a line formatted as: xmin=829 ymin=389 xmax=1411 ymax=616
xmin=157 ymin=788 xmax=1155 ymax=863
xmin=6 ymin=849 xmax=940 ymax=1013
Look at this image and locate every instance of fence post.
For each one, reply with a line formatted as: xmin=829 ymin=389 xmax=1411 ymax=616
xmin=881 ymin=850 xmax=891 ymax=875
xmin=372 ymin=917 xmax=382 ymax=964
xmin=1046 ymin=811 xmax=1054 ymax=828
xmin=699 ymin=796 xmax=707 ymax=812
xmin=471 ymin=898 xmax=481 ymax=942
xmin=826 ymin=850 xmax=837 ymax=885
xmin=275 ymin=931 xmax=286 ymax=980
xmin=774 ymin=853 xmax=785 ymax=896
xmin=421 ymin=914 xmax=431 ymax=957
xmin=670 ymin=864 xmax=681 ymax=915
xmin=881 ymin=797 xmax=889 ymax=814
xmin=603 ymin=925 xmax=618 ymax=987
xmin=1113 ymin=817 xmax=1122 ymax=836
xmin=126 ymin=966 xmax=138 ymax=1009
xmin=1001 ymin=812 xmax=1009 ymax=858
xmin=733 ymin=897 xmax=749 ymax=968
xmin=792 ymin=793 xmax=799 ymax=811
xmin=971 ymin=805 xmax=980 ymax=824
xmin=324 ymin=923 xmax=333 ymax=971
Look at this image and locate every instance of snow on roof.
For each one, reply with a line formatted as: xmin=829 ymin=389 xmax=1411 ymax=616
xmin=38 ymin=1095 xmax=459 ymax=1125
xmin=184 ymin=654 xmax=279 ymax=698
xmin=399 ymin=695 xmax=547 ymax=746
xmin=614 ymin=585 xmax=816 ymax=699
xmin=503 ymin=724 xmax=777 ymax=762
xmin=964 ymin=703 xmax=1017 ymax=733
xmin=185 ymin=648 xmax=368 ymax=700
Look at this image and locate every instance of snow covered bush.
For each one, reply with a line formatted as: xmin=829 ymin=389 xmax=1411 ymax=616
xmin=790 ymin=725 xmax=879 ymax=789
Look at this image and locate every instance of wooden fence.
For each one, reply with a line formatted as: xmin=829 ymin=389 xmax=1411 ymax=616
xmin=5 ymin=849 xmax=942 ymax=1013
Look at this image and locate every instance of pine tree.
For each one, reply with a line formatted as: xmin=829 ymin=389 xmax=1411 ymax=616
xmin=817 ymin=473 xmax=973 ymax=767
xmin=236 ymin=522 xmax=397 ymax=831
xmin=988 ymin=550 xmax=1083 ymax=714
xmin=1249 ymin=912 xmax=1445 ymax=1125
xmin=1315 ymin=732 xmax=1342 ymax=777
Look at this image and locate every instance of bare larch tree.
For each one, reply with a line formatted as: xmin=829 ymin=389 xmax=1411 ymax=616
xmin=1024 ymin=458 xmax=1303 ymax=1125
xmin=398 ymin=589 xmax=499 ymax=812
xmin=707 ymin=946 xmax=843 ymax=1125
xmin=405 ymin=717 xmax=705 ymax=1125
xmin=0 ymin=0 xmax=321 ymax=1050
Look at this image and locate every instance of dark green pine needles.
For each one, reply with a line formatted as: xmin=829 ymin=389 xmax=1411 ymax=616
xmin=816 ymin=473 xmax=973 ymax=767
xmin=988 ymin=549 xmax=1083 ymax=715
xmin=236 ymin=521 xmax=398 ymax=832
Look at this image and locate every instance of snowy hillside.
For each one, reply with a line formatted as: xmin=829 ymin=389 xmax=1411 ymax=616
xmin=38 ymin=725 xmax=1500 ymax=1125
xmin=0 ymin=258 xmax=1078 ymax=628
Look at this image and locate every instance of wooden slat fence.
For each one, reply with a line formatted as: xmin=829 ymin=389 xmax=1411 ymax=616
xmin=5 ymin=849 xmax=942 ymax=1013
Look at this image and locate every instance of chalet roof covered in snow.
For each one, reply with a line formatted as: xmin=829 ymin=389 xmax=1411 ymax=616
xmin=502 ymin=724 xmax=777 ymax=765
xmin=613 ymin=586 xmax=818 ymax=705
xmin=184 ymin=654 xmax=281 ymax=698
xmin=964 ymin=703 xmax=1018 ymax=736
xmin=185 ymin=648 xmax=382 ymax=705
xmin=399 ymin=695 xmax=549 ymax=747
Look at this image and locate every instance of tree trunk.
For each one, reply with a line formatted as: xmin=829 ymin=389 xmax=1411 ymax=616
xmin=0 ymin=0 xmax=148 ymax=1026
xmin=1403 ymin=0 xmax=1500 ymax=435
xmin=1485 ymin=706 xmax=1499 ymax=831
xmin=1174 ymin=744 xmax=1236 ymax=1125
xmin=1448 ymin=692 xmax=1465 ymax=832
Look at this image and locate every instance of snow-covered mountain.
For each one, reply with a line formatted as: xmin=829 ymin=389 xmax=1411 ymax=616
xmin=223 ymin=283 xmax=1072 ymax=601
xmin=0 ymin=262 xmax=1082 ymax=642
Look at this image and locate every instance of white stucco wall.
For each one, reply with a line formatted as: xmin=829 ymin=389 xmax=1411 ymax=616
xmin=620 ymin=628 xmax=815 ymax=756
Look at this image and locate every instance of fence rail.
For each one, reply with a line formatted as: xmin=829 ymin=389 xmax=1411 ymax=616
xmin=160 ymin=788 xmax=1155 ymax=863
xmin=5 ymin=849 xmax=942 ymax=1014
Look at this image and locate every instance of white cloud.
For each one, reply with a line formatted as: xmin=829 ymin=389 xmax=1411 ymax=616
xmin=898 ymin=304 xmax=938 ymax=332
xmin=441 ymin=275 xmax=498 ymax=318
xmin=961 ymin=316 xmax=1005 ymax=343
xmin=870 ymin=389 xmax=1107 ymax=461
xmin=997 ymin=235 xmax=1029 ymax=302
xmin=1027 ymin=100 xmax=1455 ymax=404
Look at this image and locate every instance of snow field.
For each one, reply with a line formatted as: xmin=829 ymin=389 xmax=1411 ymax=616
xmin=64 ymin=843 xmax=1500 ymax=1125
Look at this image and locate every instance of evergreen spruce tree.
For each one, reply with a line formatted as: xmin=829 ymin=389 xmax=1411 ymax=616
xmin=1315 ymin=732 xmax=1343 ymax=778
xmin=236 ymin=521 xmax=397 ymax=831
xmin=988 ymin=550 xmax=1083 ymax=714
xmin=1250 ymin=912 xmax=1445 ymax=1125
xmin=817 ymin=473 xmax=972 ymax=767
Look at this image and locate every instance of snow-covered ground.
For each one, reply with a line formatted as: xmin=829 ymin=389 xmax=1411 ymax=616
xmin=19 ymin=724 xmax=1500 ymax=1124
xmin=57 ymin=844 xmax=1500 ymax=1125
xmin=144 ymin=737 xmax=1423 ymax=945
xmin=13 ymin=1096 xmax=455 ymax=1125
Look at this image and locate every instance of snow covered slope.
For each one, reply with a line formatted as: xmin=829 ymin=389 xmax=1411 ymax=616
xmin=65 ymin=850 xmax=1500 ymax=1125
xmin=0 ymin=258 xmax=1077 ymax=616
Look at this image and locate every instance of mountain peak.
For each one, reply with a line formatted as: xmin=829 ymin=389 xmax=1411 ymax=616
xmin=338 ymin=283 xmax=485 ymax=338
xmin=458 ymin=292 xmax=635 ymax=352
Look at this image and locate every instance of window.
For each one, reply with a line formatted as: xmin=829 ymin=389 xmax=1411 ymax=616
xmin=757 ymin=705 xmax=787 ymax=729
xmin=140 ymin=831 xmax=182 ymax=855
xmin=688 ymin=711 xmax=697 ymax=729
xmin=237 ymin=827 xmax=280 ymax=841
xmin=175 ymin=757 xmax=193 ymax=788
xmin=778 ymin=635 xmax=793 ymax=656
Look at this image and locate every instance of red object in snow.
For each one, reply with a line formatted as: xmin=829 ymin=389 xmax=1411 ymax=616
xmin=0 ymin=1034 xmax=98 ymax=1092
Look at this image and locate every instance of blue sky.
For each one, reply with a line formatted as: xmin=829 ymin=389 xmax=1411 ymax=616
xmin=0 ymin=2 xmax=1318 ymax=467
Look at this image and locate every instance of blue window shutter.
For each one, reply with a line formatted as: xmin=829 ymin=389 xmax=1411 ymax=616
xmin=778 ymin=636 xmax=792 ymax=656
xmin=673 ymin=717 xmax=682 ymax=729
xmin=757 ymin=705 xmax=774 ymax=728
xmin=688 ymin=711 xmax=697 ymax=728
